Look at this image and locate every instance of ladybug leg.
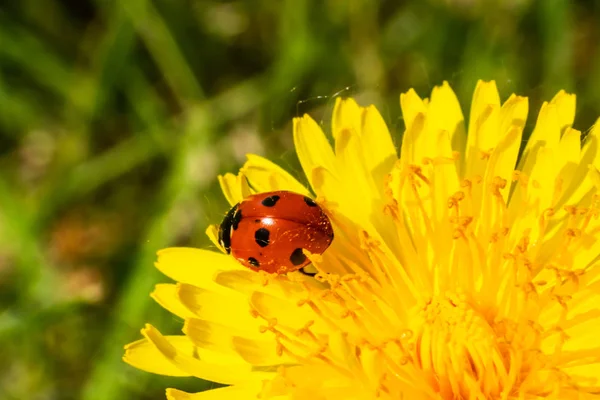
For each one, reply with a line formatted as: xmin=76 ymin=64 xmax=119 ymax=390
xmin=299 ymin=266 xmax=317 ymax=277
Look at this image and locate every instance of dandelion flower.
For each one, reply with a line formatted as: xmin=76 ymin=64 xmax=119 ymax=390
xmin=124 ymin=80 xmax=600 ymax=399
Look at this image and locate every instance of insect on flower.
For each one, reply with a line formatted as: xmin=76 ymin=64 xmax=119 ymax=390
xmin=218 ymin=190 xmax=334 ymax=274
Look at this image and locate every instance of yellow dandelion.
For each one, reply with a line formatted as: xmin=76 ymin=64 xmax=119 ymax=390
xmin=123 ymin=80 xmax=600 ymax=399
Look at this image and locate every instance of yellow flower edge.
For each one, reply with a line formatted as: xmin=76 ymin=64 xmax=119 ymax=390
xmin=124 ymin=80 xmax=600 ymax=399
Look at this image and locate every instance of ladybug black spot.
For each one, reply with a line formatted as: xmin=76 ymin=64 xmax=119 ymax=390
xmin=261 ymin=195 xmax=280 ymax=207
xmin=255 ymin=227 xmax=270 ymax=247
xmin=219 ymin=204 xmax=239 ymax=254
xmin=299 ymin=267 xmax=317 ymax=277
xmin=232 ymin=209 xmax=243 ymax=230
xmin=248 ymin=257 xmax=260 ymax=267
xmin=255 ymin=219 xmax=261 ymax=223
xmin=290 ymin=248 xmax=307 ymax=266
xmin=304 ymin=197 xmax=317 ymax=207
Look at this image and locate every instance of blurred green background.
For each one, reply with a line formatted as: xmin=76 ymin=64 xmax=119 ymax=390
xmin=0 ymin=0 xmax=599 ymax=399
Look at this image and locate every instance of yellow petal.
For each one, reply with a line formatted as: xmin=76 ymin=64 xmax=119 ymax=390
xmin=554 ymin=128 xmax=581 ymax=206
xmin=558 ymin=128 xmax=581 ymax=171
xmin=231 ymin=336 xmax=289 ymax=366
xmin=177 ymin=283 xmax=262 ymax=332
xmin=520 ymin=102 xmax=561 ymax=174
xmin=428 ymin=81 xmax=466 ymax=156
xmin=331 ymin=98 xmax=398 ymax=200
xmin=558 ymin=120 xmax=599 ymax=206
xmin=123 ymin=336 xmax=191 ymax=377
xmin=217 ymin=173 xmax=252 ymax=206
xmin=589 ymin=165 xmax=600 ymax=190
xmin=293 ymin=114 xmax=337 ymax=195
xmin=550 ymin=90 xmax=576 ymax=133
xmin=328 ymin=331 xmax=362 ymax=376
xmin=183 ymin=317 xmax=264 ymax=345
xmin=506 ymin=150 xmax=555 ymax=261
xmin=400 ymin=88 xmax=427 ymax=132
xmin=464 ymin=102 xmax=497 ymax=179
xmin=561 ymin=362 xmax=600 ymax=394
xmin=205 ymin=225 xmax=224 ymax=252
xmin=590 ymin=118 xmax=600 ymax=168
xmin=334 ymin=128 xmax=377 ymax=218
xmin=527 ymin=146 xmax=556 ymax=212
xmin=155 ymin=248 xmax=245 ymax=294
xmin=484 ymin=125 xmax=522 ymax=204
xmin=241 ymin=154 xmax=311 ymax=195
xmin=332 ymin=97 xmax=361 ymax=141
xmin=468 ymin=80 xmax=501 ymax=143
xmin=360 ymin=105 xmax=398 ymax=187
xmin=142 ymin=324 xmax=271 ymax=384
xmin=166 ymin=385 xmax=262 ymax=400
xmin=213 ymin=269 xmax=307 ymax=300
xmin=151 ymin=284 xmax=196 ymax=320
xmin=561 ymin=289 xmax=600 ymax=353
xmin=309 ymin=165 xmax=345 ymax=207
xmin=399 ymin=112 xmax=426 ymax=164
xmin=427 ymin=132 xmax=460 ymax=265
xmin=184 ymin=318 xmax=293 ymax=366
xmin=570 ymin=187 xmax=600 ymax=270
xmin=498 ymin=94 xmax=528 ymax=139
xmin=543 ymin=289 xmax=600 ymax=386
xmin=466 ymin=80 xmax=500 ymax=161
xmin=249 ymin=291 xmax=328 ymax=334
xmin=408 ymin=82 xmax=464 ymax=167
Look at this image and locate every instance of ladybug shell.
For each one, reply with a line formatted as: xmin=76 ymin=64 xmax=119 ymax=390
xmin=218 ymin=190 xmax=334 ymax=274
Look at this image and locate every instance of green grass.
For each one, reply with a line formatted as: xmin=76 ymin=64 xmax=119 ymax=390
xmin=0 ymin=0 xmax=599 ymax=399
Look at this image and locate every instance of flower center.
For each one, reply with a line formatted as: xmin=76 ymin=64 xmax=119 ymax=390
xmin=411 ymin=293 xmax=508 ymax=397
xmin=408 ymin=289 xmax=583 ymax=399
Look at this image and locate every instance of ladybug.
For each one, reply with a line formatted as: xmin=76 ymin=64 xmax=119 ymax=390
xmin=218 ymin=190 xmax=334 ymax=274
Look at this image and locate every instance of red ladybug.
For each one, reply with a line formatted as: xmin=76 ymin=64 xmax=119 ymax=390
xmin=218 ymin=190 xmax=334 ymax=274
